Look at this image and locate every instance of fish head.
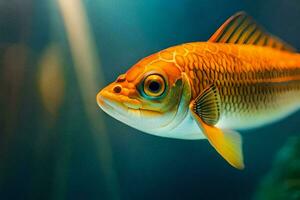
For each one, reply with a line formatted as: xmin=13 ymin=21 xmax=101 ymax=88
xmin=97 ymin=55 xmax=191 ymax=135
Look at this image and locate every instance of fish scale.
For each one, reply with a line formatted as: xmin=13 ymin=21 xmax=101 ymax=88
xmin=166 ymin=42 xmax=300 ymax=128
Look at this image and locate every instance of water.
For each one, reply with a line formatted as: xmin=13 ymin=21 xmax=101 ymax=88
xmin=1 ymin=0 xmax=300 ymax=199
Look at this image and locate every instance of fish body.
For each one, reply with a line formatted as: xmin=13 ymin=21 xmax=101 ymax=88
xmin=162 ymin=42 xmax=300 ymax=131
xmin=97 ymin=12 xmax=300 ymax=169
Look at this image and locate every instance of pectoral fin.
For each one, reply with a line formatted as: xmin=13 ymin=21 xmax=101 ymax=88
xmin=190 ymin=84 xmax=244 ymax=169
xmin=191 ymin=84 xmax=221 ymax=125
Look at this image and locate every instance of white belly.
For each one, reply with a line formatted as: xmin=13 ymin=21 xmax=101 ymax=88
xmin=160 ymin=111 xmax=206 ymax=140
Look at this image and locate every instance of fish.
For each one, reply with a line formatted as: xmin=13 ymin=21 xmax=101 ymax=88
xmin=96 ymin=11 xmax=300 ymax=169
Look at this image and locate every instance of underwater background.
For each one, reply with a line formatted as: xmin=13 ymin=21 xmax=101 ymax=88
xmin=1 ymin=0 xmax=300 ymax=200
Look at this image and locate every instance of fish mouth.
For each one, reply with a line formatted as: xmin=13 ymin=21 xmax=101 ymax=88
xmin=97 ymin=91 xmax=126 ymax=115
xmin=96 ymin=88 xmax=185 ymax=134
xmin=97 ymin=90 xmax=162 ymax=120
xmin=97 ymin=90 xmax=141 ymax=112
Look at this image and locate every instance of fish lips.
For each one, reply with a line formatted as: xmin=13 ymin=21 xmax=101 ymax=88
xmin=96 ymin=89 xmax=170 ymax=132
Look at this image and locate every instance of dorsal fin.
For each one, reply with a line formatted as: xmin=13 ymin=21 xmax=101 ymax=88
xmin=208 ymin=11 xmax=297 ymax=52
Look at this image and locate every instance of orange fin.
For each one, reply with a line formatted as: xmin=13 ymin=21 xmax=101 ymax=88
xmin=190 ymin=102 xmax=244 ymax=169
xmin=208 ymin=11 xmax=297 ymax=52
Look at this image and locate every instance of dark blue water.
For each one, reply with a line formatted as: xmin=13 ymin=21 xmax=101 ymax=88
xmin=1 ymin=0 xmax=300 ymax=199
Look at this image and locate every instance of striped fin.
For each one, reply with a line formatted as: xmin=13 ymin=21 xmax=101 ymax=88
xmin=191 ymin=84 xmax=221 ymax=125
xmin=209 ymin=11 xmax=297 ymax=52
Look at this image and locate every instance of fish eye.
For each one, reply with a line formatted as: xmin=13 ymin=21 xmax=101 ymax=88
xmin=143 ymin=74 xmax=166 ymax=97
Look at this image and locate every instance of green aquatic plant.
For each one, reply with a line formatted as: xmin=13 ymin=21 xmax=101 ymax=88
xmin=255 ymin=137 xmax=300 ymax=200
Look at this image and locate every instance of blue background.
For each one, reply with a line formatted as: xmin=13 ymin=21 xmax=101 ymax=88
xmin=1 ymin=0 xmax=300 ymax=199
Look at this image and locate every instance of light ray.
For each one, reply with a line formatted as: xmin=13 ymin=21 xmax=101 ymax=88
xmin=57 ymin=0 xmax=120 ymax=199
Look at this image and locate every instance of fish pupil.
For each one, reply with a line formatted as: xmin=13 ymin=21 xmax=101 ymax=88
xmin=149 ymin=81 xmax=160 ymax=93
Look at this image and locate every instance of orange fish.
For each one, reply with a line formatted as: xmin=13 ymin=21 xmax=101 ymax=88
xmin=97 ymin=12 xmax=300 ymax=169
